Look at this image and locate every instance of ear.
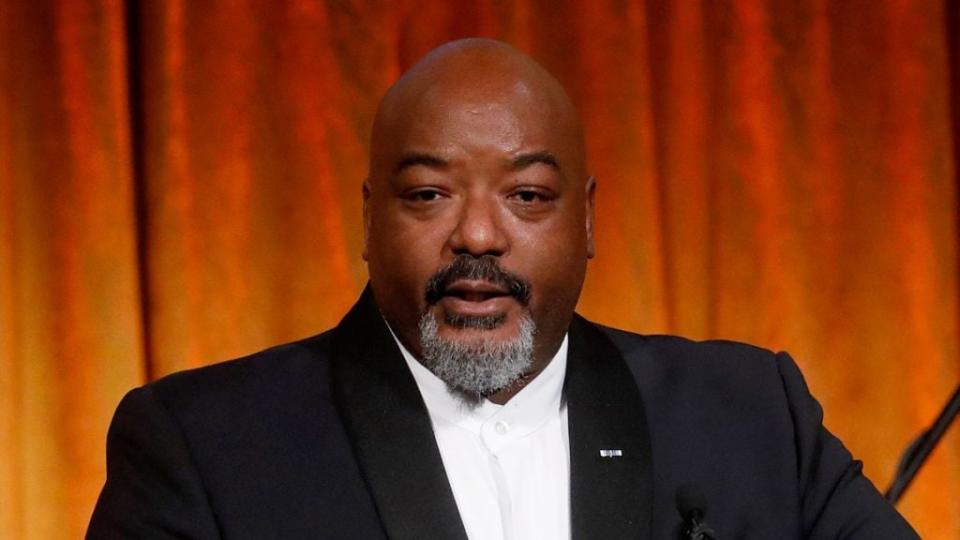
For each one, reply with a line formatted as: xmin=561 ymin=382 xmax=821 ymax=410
xmin=362 ymin=180 xmax=372 ymax=261
xmin=585 ymin=176 xmax=596 ymax=259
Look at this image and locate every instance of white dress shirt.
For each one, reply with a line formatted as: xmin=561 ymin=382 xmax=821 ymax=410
xmin=392 ymin=332 xmax=571 ymax=540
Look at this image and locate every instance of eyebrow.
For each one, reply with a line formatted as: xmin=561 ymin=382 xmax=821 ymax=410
xmin=393 ymin=150 xmax=561 ymax=174
xmin=510 ymin=151 xmax=560 ymax=171
xmin=394 ymin=152 xmax=449 ymax=174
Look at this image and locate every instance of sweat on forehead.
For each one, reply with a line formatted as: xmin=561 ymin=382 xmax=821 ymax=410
xmin=368 ymin=38 xmax=585 ymax=181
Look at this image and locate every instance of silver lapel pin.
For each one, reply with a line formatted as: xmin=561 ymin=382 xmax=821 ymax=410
xmin=599 ymin=449 xmax=623 ymax=458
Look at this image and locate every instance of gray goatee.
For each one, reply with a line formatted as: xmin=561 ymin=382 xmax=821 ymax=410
xmin=418 ymin=310 xmax=536 ymax=397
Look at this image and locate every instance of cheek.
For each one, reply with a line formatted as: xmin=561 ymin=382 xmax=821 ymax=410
xmin=514 ymin=206 xmax=588 ymax=259
xmin=367 ymin=213 xmax=449 ymax=293
xmin=512 ymin=218 xmax=589 ymax=294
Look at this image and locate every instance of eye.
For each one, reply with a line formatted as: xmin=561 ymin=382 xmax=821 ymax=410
xmin=508 ymin=187 xmax=555 ymax=206
xmin=405 ymin=188 xmax=446 ymax=203
xmin=515 ymin=190 xmax=541 ymax=203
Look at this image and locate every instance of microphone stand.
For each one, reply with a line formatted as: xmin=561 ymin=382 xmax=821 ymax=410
xmin=885 ymin=384 xmax=960 ymax=505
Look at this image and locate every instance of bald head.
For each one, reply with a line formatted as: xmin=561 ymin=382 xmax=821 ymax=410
xmin=369 ymin=38 xmax=586 ymax=184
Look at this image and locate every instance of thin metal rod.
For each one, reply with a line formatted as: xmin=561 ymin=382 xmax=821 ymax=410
xmin=885 ymin=384 xmax=960 ymax=505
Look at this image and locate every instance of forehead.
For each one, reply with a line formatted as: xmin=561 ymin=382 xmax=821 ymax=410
xmin=394 ymin=80 xmax=564 ymax=158
xmin=369 ymin=49 xmax=586 ymax=182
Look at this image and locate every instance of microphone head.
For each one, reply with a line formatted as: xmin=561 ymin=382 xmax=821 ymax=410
xmin=675 ymin=483 xmax=708 ymax=521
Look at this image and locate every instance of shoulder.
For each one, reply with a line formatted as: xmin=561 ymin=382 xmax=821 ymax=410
xmin=139 ymin=329 xmax=337 ymax=426
xmin=588 ymin=322 xmax=801 ymax=426
xmin=595 ymin=324 xmax=785 ymax=384
xmin=597 ymin=323 xmax=773 ymax=359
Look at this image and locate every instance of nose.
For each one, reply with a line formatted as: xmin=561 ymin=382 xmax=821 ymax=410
xmin=447 ymin=194 xmax=509 ymax=257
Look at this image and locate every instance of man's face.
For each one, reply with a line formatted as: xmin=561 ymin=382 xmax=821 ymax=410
xmin=364 ymin=72 xmax=594 ymax=378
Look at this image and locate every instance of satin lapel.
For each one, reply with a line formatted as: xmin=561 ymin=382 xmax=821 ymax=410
xmin=566 ymin=315 xmax=653 ymax=540
xmin=331 ymin=287 xmax=468 ymax=540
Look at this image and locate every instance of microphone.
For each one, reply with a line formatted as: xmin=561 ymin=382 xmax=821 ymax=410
xmin=676 ymin=484 xmax=717 ymax=540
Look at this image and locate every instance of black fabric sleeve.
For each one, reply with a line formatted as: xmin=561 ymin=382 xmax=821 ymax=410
xmin=86 ymin=386 xmax=222 ymax=539
xmin=775 ymin=352 xmax=919 ymax=539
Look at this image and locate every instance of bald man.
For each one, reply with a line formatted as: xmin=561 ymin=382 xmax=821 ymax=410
xmin=88 ymin=39 xmax=917 ymax=539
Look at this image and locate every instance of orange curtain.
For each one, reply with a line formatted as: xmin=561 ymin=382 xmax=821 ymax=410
xmin=2 ymin=1 xmax=958 ymax=538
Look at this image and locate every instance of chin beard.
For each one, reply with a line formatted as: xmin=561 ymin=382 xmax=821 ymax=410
xmin=417 ymin=310 xmax=536 ymax=398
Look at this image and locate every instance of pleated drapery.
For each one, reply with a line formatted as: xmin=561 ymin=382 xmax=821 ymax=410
xmin=2 ymin=1 xmax=959 ymax=538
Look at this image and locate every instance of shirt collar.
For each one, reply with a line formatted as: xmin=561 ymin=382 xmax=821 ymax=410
xmin=388 ymin=322 xmax=568 ymax=443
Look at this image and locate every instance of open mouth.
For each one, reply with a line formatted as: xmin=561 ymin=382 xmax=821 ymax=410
xmin=423 ymin=255 xmax=532 ymax=308
xmin=438 ymin=280 xmax=515 ymax=317
xmin=442 ymin=280 xmax=511 ymax=302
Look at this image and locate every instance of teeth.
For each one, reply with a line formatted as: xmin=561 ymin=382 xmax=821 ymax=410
xmin=442 ymin=284 xmax=508 ymax=302
xmin=444 ymin=290 xmax=501 ymax=302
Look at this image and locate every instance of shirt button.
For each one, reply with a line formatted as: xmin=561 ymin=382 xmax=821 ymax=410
xmin=494 ymin=421 xmax=509 ymax=434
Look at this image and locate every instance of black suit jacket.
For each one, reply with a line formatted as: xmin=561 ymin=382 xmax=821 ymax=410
xmin=88 ymin=288 xmax=918 ymax=539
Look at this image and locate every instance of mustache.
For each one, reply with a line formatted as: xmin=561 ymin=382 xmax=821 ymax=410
xmin=425 ymin=255 xmax=532 ymax=306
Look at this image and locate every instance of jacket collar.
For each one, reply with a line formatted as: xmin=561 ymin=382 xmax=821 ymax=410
xmin=331 ymin=286 xmax=652 ymax=540
xmin=565 ymin=314 xmax=653 ymax=539
xmin=331 ymin=286 xmax=469 ymax=540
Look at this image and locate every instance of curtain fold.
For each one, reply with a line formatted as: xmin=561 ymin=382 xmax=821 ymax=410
xmin=1 ymin=2 xmax=145 ymax=538
xmin=2 ymin=1 xmax=958 ymax=537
